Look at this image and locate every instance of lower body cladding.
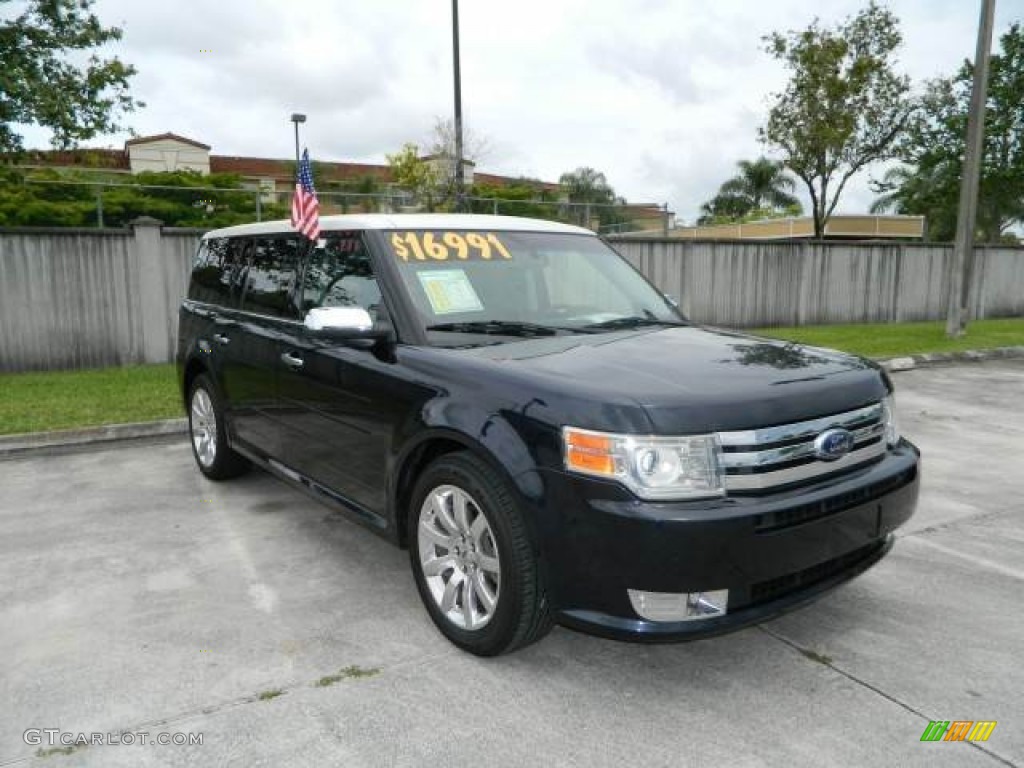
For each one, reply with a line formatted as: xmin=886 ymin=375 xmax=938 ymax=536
xmin=534 ymin=440 xmax=920 ymax=642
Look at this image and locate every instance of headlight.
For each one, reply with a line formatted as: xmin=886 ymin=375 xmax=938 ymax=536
xmin=881 ymin=395 xmax=900 ymax=446
xmin=562 ymin=427 xmax=723 ymax=500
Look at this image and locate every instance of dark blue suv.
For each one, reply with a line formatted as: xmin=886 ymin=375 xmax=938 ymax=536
xmin=177 ymin=214 xmax=919 ymax=656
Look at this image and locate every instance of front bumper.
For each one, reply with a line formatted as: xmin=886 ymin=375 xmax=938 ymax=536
xmin=536 ymin=440 xmax=920 ymax=642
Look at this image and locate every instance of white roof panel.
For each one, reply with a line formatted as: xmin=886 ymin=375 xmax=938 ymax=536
xmin=204 ymin=213 xmax=595 ymax=240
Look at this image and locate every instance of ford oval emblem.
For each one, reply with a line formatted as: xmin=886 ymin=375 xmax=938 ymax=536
xmin=814 ymin=428 xmax=855 ymax=461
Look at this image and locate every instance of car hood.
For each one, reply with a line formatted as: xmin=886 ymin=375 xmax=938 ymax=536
xmin=461 ymin=325 xmax=888 ymax=433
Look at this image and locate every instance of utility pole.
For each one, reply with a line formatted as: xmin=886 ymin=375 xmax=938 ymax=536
xmin=451 ymin=0 xmax=465 ymax=212
xmin=946 ymin=0 xmax=996 ymax=338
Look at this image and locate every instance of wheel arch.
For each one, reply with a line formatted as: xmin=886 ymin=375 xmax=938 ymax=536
xmin=182 ymin=355 xmax=210 ymax=409
xmin=390 ymin=426 xmax=543 ymax=552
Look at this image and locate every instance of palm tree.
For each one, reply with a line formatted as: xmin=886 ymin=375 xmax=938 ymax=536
xmin=870 ymin=163 xmax=959 ymax=241
xmin=719 ymin=157 xmax=801 ymax=211
xmin=869 ymin=166 xmax=917 ymax=215
xmin=699 ymin=157 xmax=801 ymax=223
xmin=558 ymin=167 xmax=618 ymax=227
xmin=558 ymin=167 xmax=615 ymax=205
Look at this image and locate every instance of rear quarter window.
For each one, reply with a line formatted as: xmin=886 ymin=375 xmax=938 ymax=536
xmin=188 ymin=238 xmax=241 ymax=306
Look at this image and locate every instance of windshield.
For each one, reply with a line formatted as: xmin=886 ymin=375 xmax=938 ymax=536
xmin=384 ymin=229 xmax=684 ymax=345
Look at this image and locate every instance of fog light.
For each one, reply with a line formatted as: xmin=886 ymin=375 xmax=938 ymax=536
xmin=627 ymin=589 xmax=729 ymax=622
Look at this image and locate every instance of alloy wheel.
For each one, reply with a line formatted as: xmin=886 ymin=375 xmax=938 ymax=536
xmin=190 ymin=387 xmax=217 ymax=468
xmin=417 ymin=484 xmax=501 ymax=630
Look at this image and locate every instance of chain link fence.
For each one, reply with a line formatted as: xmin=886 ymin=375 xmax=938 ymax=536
xmin=0 ymin=178 xmax=672 ymax=235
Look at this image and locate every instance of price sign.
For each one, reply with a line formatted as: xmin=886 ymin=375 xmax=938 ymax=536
xmin=389 ymin=232 xmax=513 ymax=262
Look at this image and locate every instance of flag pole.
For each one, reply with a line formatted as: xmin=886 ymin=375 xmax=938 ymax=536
xmin=289 ymin=113 xmax=312 ymax=316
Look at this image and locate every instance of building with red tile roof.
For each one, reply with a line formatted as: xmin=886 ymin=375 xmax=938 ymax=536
xmin=13 ymin=133 xmax=559 ymax=193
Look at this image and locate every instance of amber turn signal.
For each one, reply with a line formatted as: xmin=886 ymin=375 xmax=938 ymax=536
xmin=564 ymin=428 xmax=616 ymax=476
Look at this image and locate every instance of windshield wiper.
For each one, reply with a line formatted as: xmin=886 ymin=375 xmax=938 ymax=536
xmin=426 ymin=320 xmax=569 ymax=337
xmin=582 ymin=315 xmax=687 ymax=331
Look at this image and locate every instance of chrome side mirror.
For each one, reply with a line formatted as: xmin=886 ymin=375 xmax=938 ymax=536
xmin=303 ymin=306 xmax=375 ymax=337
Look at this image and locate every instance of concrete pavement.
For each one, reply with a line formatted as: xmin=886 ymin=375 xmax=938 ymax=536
xmin=1 ymin=361 xmax=1022 ymax=767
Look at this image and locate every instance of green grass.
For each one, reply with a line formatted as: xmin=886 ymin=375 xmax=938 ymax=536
xmin=0 ymin=364 xmax=180 ymax=436
xmin=1 ymin=318 xmax=1022 ymax=436
xmin=753 ymin=317 xmax=1024 ymax=359
xmin=314 ymin=665 xmax=381 ymax=687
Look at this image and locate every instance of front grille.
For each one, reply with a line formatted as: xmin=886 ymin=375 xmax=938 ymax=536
xmin=717 ymin=403 xmax=886 ymax=493
xmin=754 ymin=466 xmax=917 ymax=533
xmin=748 ymin=540 xmax=886 ymax=605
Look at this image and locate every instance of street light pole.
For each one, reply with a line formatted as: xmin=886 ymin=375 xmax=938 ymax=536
xmin=451 ymin=0 xmax=465 ymax=212
xmin=290 ymin=113 xmax=306 ymax=172
xmin=945 ymin=0 xmax=996 ymax=338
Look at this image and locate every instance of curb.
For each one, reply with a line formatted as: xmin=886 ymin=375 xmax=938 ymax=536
xmin=0 ymin=418 xmax=187 ymax=458
xmin=2 ymin=347 xmax=1022 ymax=457
xmin=876 ymin=345 xmax=1024 ymax=372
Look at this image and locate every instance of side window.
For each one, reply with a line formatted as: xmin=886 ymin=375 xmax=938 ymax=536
xmin=301 ymin=232 xmax=383 ymax=321
xmin=220 ymin=238 xmax=250 ymax=307
xmin=188 ymin=239 xmax=214 ymax=303
xmin=241 ymin=237 xmax=301 ymax=318
xmin=188 ymin=238 xmax=236 ymax=306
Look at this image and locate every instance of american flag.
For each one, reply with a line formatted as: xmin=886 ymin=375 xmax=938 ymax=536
xmin=291 ymin=148 xmax=320 ymax=240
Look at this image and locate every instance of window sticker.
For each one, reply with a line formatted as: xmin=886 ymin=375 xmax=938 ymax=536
xmin=416 ymin=269 xmax=484 ymax=315
xmin=390 ymin=231 xmax=512 ymax=261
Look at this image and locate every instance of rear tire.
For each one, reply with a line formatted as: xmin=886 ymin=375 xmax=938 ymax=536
xmin=409 ymin=452 xmax=552 ymax=656
xmin=188 ymin=374 xmax=250 ymax=481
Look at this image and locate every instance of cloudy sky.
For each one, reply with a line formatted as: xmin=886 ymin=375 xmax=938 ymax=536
xmin=15 ymin=0 xmax=1023 ymax=222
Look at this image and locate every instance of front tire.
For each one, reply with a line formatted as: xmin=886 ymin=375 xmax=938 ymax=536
xmin=188 ymin=374 xmax=250 ymax=481
xmin=409 ymin=452 xmax=552 ymax=656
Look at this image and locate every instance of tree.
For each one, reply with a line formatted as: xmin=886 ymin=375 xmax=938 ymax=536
xmin=0 ymin=169 xmax=283 ymax=227
xmin=558 ymin=167 xmax=623 ymax=229
xmin=759 ymin=3 xmax=915 ymax=238
xmin=869 ymin=164 xmax=959 ymax=240
xmin=698 ymin=194 xmax=751 ymax=224
xmin=0 ymin=0 xmax=141 ymax=154
xmin=322 ymin=174 xmax=383 ymax=213
xmin=385 ymin=143 xmax=441 ymax=210
xmin=699 ymin=157 xmax=801 ymax=224
xmin=559 ymin=166 xmax=616 ymax=205
xmin=423 ymin=117 xmax=491 ymax=206
xmin=468 ymin=181 xmax=562 ymax=221
xmin=873 ymin=23 xmax=1024 ymax=242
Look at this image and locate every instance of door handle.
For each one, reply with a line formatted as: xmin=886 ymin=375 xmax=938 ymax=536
xmin=213 ymin=333 xmax=230 ymax=346
xmin=281 ymin=352 xmax=304 ymax=369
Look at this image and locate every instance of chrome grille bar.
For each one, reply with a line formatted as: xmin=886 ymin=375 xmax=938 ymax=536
xmin=723 ymin=442 xmax=885 ymax=491
xmin=717 ymin=403 xmax=886 ymax=492
xmin=717 ymin=403 xmax=883 ymax=448
xmin=719 ymin=422 xmax=884 ymax=470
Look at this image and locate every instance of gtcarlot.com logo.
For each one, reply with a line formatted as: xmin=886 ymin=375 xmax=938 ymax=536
xmin=920 ymin=720 xmax=997 ymax=742
xmin=24 ymin=729 xmax=204 ymax=747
